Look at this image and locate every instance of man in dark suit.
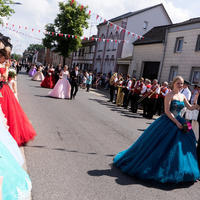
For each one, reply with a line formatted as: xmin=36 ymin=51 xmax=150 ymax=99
xmin=196 ymin=84 xmax=200 ymax=166
xmin=70 ymin=66 xmax=80 ymax=99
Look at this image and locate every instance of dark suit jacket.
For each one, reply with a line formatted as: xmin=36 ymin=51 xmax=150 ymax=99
xmin=70 ymin=70 xmax=80 ymax=85
xmin=197 ymin=95 xmax=200 ymax=123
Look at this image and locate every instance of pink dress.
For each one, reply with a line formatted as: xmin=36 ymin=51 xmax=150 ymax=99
xmin=48 ymin=71 xmax=71 ymax=99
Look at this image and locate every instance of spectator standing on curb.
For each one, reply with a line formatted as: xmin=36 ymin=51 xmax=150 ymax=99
xmin=86 ymin=72 xmax=93 ymax=92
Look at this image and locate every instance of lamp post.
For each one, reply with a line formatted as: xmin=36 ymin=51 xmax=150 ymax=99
xmin=5 ymin=2 xmax=22 ymax=5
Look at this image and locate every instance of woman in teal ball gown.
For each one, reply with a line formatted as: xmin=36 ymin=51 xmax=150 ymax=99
xmin=113 ymin=76 xmax=200 ymax=183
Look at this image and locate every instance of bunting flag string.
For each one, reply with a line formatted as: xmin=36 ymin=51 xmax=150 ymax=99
xmin=2 ymin=23 xmax=129 ymax=43
xmin=69 ymin=0 xmax=144 ymax=40
xmin=2 ymin=25 xmax=42 ymax=41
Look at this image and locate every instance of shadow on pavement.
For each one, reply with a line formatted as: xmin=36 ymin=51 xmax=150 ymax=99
xmin=89 ymin=98 xmax=145 ymax=119
xmin=25 ymin=145 xmax=114 ymax=157
xmin=87 ymin=164 xmax=194 ymax=190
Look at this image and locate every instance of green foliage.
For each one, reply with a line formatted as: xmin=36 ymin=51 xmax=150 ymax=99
xmin=11 ymin=53 xmax=22 ymax=61
xmin=27 ymin=44 xmax=44 ymax=52
xmin=43 ymin=0 xmax=90 ymax=58
xmin=0 ymin=0 xmax=15 ymax=24
xmin=8 ymin=70 xmax=16 ymax=78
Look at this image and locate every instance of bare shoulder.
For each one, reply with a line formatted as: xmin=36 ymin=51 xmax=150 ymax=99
xmin=165 ymin=91 xmax=173 ymax=100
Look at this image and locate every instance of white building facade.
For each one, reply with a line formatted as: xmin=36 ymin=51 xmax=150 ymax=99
xmin=93 ymin=4 xmax=172 ymax=75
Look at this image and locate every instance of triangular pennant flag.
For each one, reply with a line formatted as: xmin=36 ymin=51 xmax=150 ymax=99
xmin=84 ymin=37 xmax=86 ymax=40
xmin=72 ymin=35 xmax=74 ymax=38
xmin=104 ymin=19 xmax=107 ymax=24
xmin=95 ymin=38 xmax=98 ymax=41
xmin=88 ymin=10 xmax=91 ymax=15
xmin=132 ymin=33 xmax=135 ymax=37
xmin=80 ymin=5 xmax=84 ymax=11
xmin=107 ymin=39 xmax=110 ymax=43
xmin=117 ymin=26 xmax=119 ymax=31
xmin=19 ymin=25 xmax=21 ymax=29
xmin=6 ymin=23 xmax=8 ymax=26
xmin=107 ymin=21 xmax=110 ymax=26
xmin=52 ymin=32 xmax=54 ymax=36
xmin=70 ymin=0 xmax=74 ymax=6
xmin=32 ymin=28 xmax=34 ymax=32
xmin=122 ymin=29 xmax=126 ymax=33
xmin=68 ymin=34 xmax=70 ymax=38
xmin=110 ymin=40 xmax=113 ymax=43
xmin=103 ymin=39 xmax=105 ymax=42
xmin=98 ymin=38 xmax=101 ymax=41
xmin=38 ymin=30 xmax=40 ymax=33
xmin=110 ymin=23 xmax=113 ymax=27
xmin=128 ymin=32 xmax=130 ymax=35
xmin=75 ymin=35 xmax=77 ymax=39
xmin=25 ymin=27 xmax=27 ymax=30
xmin=96 ymin=15 xmax=99 ymax=20
xmin=12 ymin=24 xmax=14 ymax=27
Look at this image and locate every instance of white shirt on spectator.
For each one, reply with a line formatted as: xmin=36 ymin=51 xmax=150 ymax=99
xmin=181 ymin=87 xmax=191 ymax=101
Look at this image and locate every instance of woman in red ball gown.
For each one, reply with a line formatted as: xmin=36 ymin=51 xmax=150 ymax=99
xmin=0 ymin=49 xmax=36 ymax=146
xmin=41 ymin=65 xmax=55 ymax=88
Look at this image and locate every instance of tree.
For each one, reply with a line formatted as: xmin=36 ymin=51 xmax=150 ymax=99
xmin=27 ymin=44 xmax=44 ymax=52
xmin=11 ymin=53 xmax=22 ymax=61
xmin=0 ymin=0 xmax=15 ymax=24
xmin=43 ymin=0 xmax=90 ymax=65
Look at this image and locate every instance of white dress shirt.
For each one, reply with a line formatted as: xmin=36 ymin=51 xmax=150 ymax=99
xmin=181 ymin=87 xmax=191 ymax=101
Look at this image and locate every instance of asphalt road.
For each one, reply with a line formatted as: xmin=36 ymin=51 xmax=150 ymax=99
xmin=17 ymin=71 xmax=200 ymax=200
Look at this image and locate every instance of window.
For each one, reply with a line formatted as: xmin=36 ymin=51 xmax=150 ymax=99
xmin=99 ymin=34 xmax=105 ymax=51
xmin=78 ymin=49 xmax=81 ymax=56
xmin=190 ymin=67 xmax=200 ymax=84
xmin=113 ymin=31 xmax=119 ymax=50
xmin=82 ymin=49 xmax=84 ymax=56
xmin=195 ymin=35 xmax=200 ymax=51
xmin=144 ymin=21 xmax=148 ymax=30
xmin=107 ymin=32 xmax=113 ymax=51
xmin=169 ymin=66 xmax=178 ymax=82
xmin=174 ymin=37 xmax=184 ymax=52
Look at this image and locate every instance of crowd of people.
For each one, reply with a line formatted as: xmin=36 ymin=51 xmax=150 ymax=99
xmin=0 ymin=35 xmax=34 ymax=199
xmin=18 ymin=60 xmax=200 ymax=185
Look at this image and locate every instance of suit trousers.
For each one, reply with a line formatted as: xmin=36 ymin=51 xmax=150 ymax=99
xmin=71 ymin=82 xmax=78 ymax=98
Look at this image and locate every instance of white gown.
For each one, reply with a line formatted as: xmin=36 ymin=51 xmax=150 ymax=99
xmin=0 ymin=106 xmax=24 ymax=166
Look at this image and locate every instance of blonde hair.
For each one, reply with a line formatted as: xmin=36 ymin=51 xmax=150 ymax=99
xmin=172 ymin=76 xmax=184 ymax=89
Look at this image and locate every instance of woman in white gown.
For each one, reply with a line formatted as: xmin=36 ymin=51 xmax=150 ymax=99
xmin=48 ymin=65 xmax=71 ymax=99
xmin=32 ymin=65 xmax=44 ymax=81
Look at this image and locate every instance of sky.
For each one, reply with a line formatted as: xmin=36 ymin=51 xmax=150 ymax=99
xmin=0 ymin=0 xmax=200 ymax=55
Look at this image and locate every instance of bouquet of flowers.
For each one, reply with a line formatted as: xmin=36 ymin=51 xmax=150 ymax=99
xmin=182 ymin=122 xmax=192 ymax=133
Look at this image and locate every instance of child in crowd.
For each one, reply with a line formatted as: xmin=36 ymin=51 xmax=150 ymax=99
xmin=8 ymin=70 xmax=18 ymax=100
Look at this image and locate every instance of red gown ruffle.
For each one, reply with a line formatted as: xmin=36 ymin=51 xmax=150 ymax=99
xmin=41 ymin=71 xmax=55 ymax=89
xmin=0 ymin=83 xmax=36 ymax=146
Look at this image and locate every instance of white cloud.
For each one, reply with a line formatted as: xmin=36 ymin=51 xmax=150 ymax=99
xmin=1 ymin=0 xmax=197 ymax=55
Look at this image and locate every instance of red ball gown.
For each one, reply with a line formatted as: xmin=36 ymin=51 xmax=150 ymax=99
xmin=41 ymin=69 xmax=55 ymax=88
xmin=0 ymin=68 xmax=36 ymax=146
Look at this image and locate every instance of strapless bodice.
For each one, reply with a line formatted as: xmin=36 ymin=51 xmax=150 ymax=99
xmin=170 ymin=100 xmax=185 ymax=117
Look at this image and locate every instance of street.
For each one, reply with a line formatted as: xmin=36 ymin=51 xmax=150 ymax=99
xmin=17 ymin=71 xmax=200 ymax=200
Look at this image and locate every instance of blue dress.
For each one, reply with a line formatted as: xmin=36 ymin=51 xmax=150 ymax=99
xmin=113 ymin=100 xmax=200 ymax=183
xmin=0 ymin=141 xmax=31 ymax=199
